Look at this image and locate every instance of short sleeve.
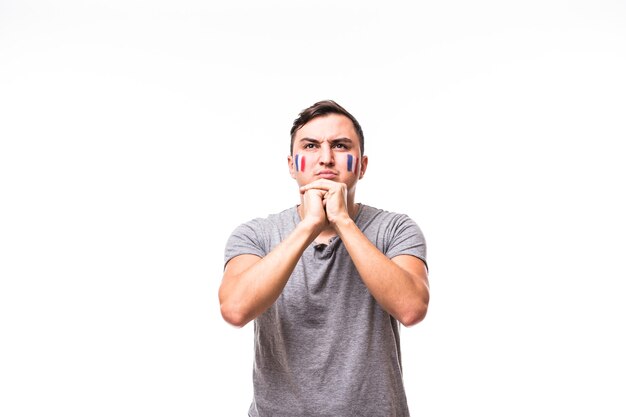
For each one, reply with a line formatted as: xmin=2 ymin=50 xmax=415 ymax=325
xmin=223 ymin=219 xmax=269 ymax=267
xmin=384 ymin=214 xmax=428 ymax=270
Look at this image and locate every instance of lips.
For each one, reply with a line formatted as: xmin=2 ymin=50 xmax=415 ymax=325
xmin=317 ymin=170 xmax=338 ymax=179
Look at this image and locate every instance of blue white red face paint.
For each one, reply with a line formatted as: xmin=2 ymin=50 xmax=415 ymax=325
xmin=294 ymin=154 xmax=306 ymax=172
xmin=295 ymin=153 xmax=359 ymax=175
xmin=347 ymin=154 xmax=359 ymax=174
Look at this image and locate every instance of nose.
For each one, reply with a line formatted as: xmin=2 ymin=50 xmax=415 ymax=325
xmin=319 ymin=143 xmax=334 ymax=166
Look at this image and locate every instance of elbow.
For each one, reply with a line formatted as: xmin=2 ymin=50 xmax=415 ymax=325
xmin=218 ymin=284 xmax=251 ymax=328
xmin=400 ymin=281 xmax=430 ymax=327
xmin=399 ymin=308 xmax=427 ymax=327
xmin=398 ymin=299 xmax=429 ymax=328
xmin=220 ymin=302 xmax=251 ymax=328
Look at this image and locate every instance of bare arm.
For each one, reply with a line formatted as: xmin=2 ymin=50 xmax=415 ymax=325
xmin=334 ymin=217 xmax=429 ymax=327
xmin=219 ymin=189 xmax=327 ymax=327
xmin=301 ymin=179 xmax=430 ymax=327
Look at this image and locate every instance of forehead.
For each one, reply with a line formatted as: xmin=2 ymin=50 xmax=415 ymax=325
xmin=294 ymin=114 xmax=358 ymax=142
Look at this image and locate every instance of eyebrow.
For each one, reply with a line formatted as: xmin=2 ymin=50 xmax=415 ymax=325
xmin=299 ymin=137 xmax=354 ymax=145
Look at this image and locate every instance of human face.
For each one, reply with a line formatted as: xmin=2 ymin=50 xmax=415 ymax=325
xmin=288 ymin=114 xmax=368 ymax=189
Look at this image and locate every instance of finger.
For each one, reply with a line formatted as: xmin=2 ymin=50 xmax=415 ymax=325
xmin=300 ymin=184 xmax=327 ymax=193
xmin=302 ymin=189 xmax=326 ymax=200
xmin=300 ymin=180 xmax=336 ymax=192
xmin=301 ymin=185 xmax=326 ymax=194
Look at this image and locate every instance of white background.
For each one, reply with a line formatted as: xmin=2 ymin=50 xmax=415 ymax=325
xmin=1 ymin=1 xmax=625 ymax=416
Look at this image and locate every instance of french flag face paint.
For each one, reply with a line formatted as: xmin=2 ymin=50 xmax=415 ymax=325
xmin=347 ymin=154 xmax=359 ymax=174
xmin=295 ymin=154 xmax=306 ymax=172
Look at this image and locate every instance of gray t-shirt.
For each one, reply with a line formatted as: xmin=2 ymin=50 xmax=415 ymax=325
xmin=224 ymin=204 xmax=427 ymax=417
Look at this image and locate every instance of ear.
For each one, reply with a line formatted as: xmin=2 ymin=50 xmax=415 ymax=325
xmin=358 ymin=155 xmax=368 ymax=179
xmin=288 ymin=155 xmax=296 ymax=179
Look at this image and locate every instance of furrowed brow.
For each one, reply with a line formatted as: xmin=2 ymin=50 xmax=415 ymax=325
xmin=299 ymin=138 xmax=320 ymax=144
xmin=331 ymin=137 xmax=353 ymax=144
xmin=297 ymin=137 xmax=353 ymax=146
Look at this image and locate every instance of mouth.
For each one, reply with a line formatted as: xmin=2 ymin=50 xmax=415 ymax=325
xmin=316 ymin=170 xmax=338 ymax=179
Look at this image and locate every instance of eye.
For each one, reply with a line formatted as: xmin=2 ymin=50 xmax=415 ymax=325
xmin=333 ymin=143 xmax=346 ymax=149
xmin=304 ymin=143 xmax=316 ymax=149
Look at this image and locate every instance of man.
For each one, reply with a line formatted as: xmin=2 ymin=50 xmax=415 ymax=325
xmin=219 ymin=100 xmax=429 ymax=417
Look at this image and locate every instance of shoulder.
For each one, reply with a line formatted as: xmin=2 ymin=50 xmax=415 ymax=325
xmin=224 ymin=206 xmax=298 ymax=262
xmin=237 ymin=206 xmax=298 ymax=231
xmin=228 ymin=206 xmax=298 ymax=244
xmin=358 ymin=204 xmax=420 ymax=230
xmin=357 ymin=204 xmax=427 ymax=259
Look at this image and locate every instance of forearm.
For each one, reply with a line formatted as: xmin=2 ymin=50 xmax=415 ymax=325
xmin=334 ymin=217 xmax=430 ymax=326
xmin=219 ymin=221 xmax=319 ymax=327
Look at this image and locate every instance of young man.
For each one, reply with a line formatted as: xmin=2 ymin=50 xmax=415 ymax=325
xmin=219 ymin=100 xmax=429 ymax=417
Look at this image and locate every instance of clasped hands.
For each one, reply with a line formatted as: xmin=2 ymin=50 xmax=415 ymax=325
xmin=299 ymin=179 xmax=350 ymax=230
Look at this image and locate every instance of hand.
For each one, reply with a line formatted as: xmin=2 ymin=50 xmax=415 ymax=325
xmin=300 ymin=179 xmax=350 ymax=226
xmin=300 ymin=186 xmax=328 ymax=231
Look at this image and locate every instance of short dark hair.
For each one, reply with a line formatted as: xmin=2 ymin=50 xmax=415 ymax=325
xmin=290 ymin=100 xmax=364 ymax=155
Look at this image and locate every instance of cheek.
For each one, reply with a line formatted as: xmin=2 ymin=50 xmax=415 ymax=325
xmin=294 ymin=154 xmax=306 ymax=172
xmin=346 ymin=154 xmax=360 ymax=174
